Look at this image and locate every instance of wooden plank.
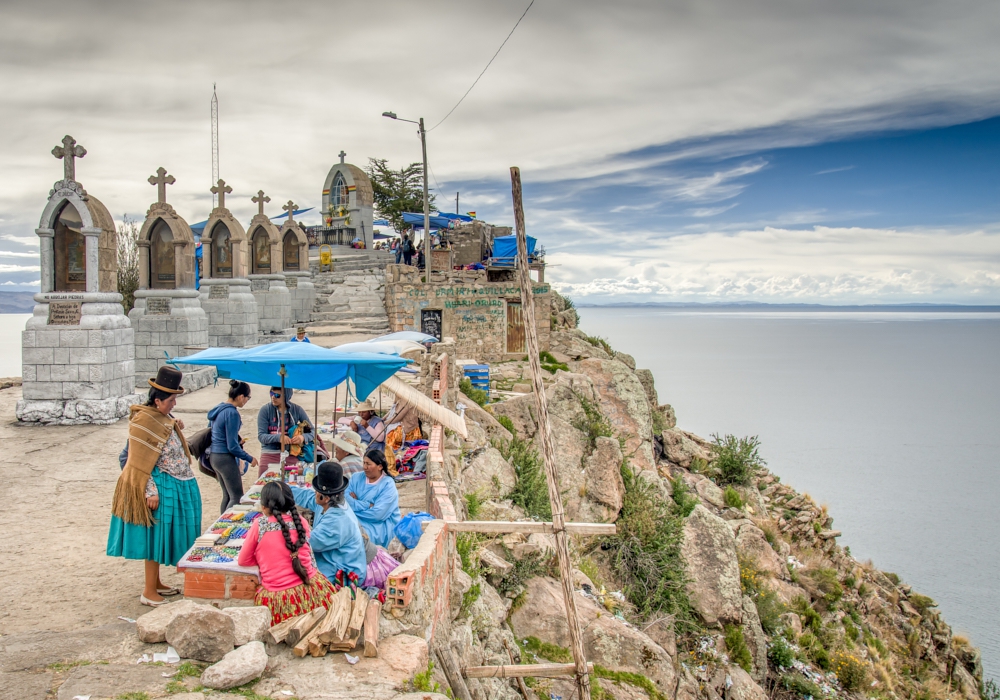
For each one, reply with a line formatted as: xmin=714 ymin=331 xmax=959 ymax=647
xmin=266 ymin=614 xmax=304 ymax=645
xmin=435 ymin=644 xmax=474 ymax=700
xmin=463 ymin=662 xmax=594 ymax=679
xmin=445 ymin=521 xmax=616 ymax=536
xmin=510 ymin=165 xmax=592 ymax=700
xmin=363 ymin=599 xmax=382 ymax=658
xmin=285 ymin=606 xmax=326 ymax=647
xmin=316 ymin=586 xmax=354 ymax=644
xmin=347 ymin=589 xmax=370 ymax=635
xmin=504 ymin=637 xmax=531 ymax=700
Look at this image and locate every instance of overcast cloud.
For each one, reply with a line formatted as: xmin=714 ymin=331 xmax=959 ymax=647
xmin=2 ymin=0 xmax=999 ymax=302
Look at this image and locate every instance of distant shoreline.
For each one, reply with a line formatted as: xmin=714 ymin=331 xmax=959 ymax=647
xmin=575 ymin=302 xmax=1000 ymax=312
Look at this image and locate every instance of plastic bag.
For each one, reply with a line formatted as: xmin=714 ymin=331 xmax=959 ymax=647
xmin=394 ymin=511 xmax=434 ymax=549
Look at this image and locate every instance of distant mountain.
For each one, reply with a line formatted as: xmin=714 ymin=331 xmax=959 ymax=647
xmin=573 ymin=301 xmax=1000 ymax=312
xmin=0 ymin=292 xmax=37 ymax=314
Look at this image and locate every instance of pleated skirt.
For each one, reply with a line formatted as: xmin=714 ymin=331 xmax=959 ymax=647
xmin=107 ymin=468 xmax=203 ymax=567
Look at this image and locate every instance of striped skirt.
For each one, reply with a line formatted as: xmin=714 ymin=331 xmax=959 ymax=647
xmin=255 ymin=574 xmax=339 ymax=624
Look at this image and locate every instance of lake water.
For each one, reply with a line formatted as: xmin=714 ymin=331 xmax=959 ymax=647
xmin=0 ymin=314 xmax=30 ymax=377
xmin=576 ymin=306 xmax=1000 ymax=680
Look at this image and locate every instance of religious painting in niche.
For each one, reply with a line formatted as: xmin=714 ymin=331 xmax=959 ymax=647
xmin=251 ymin=228 xmax=271 ymax=274
xmin=149 ymin=219 xmax=176 ymax=289
xmin=211 ymin=222 xmax=233 ymax=278
xmin=421 ymin=309 xmax=442 ymax=341
xmin=53 ymin=201 xmax=86 ymax=292
xmin=331 ymin=172 xmax=349 ymax=217
xmin=282 ymin=231 xmax=299 ymax=271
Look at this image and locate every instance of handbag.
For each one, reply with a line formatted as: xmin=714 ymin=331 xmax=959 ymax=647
xmin=187 ymin=427 xmax=217 ymax=478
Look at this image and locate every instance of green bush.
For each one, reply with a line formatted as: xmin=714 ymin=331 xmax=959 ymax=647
xmin=781 ymin=673 xmax=825 ymax=698
xmin=768 ymin=636 xmax=795 ymax=669
xmin=724 ymin=625 xmax=753 ymax=673
xmin=755 ymin=587 xmax=786 ymax=634
xmin=793 ymin=598 xmax=822 ymax=633
xmin=411 ymin=660 xmax=440 ymax=693
xmin=456 ymin=533 xmax=482 ymax=577
xmin=909 ymin=593 xmax=937 ymax=614
xmin=585 ymin=335 xmax=613 ymax=355
xmin=670 ymin=477 xmax=699 ymax=517
xmin=497 ymin=414 xmax=516 ymax=436
xmin=493 ymin=434 xmax=552 ymax=520
xmin=459 ymin=378 xmax=489 ymax=407
xmin=723 ymin=485 xmax=744 ymax=509
xmin=464 ymin=492 xmax=483 ymax=519
xmin=710 ymin=434 xmax=766 ymax=485
xmin=575 ymin=393 xmax=613 ymax=450
xmin=522 ymin=636 xmax=572 ymax=663
xmin=805 ymin=567 xmax=844 ymax=607
xmin=831 ymin=650 xmax=868 ymax=691
xmin=603 ymin=460 xmax=690 ymax=620
xmin=593 ymin=665 xmax=668 ymax=700
xmin=459 ymin=583 xmax=481 ymax=618
xmin=983 ymin=679 xmax=1000 ymax=700
xmin=540 ymin=351 xmax=570 ymax=374
xmin=493 ymin=551 xmax=552 ymax=596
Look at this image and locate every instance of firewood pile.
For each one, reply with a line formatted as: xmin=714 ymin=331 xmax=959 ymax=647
xmin=265 ymin=589 xmax=381 ymax=658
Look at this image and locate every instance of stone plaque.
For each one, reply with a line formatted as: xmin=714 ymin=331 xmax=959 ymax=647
xmin=209 ymin=284 xmax=229 ymax=299
xmin=147 ymin=297 xmax=172 ymax=315
xmin=285 ymin=276 xmax=298 ymax=289
xmin=251 ymin=279 xmax=269 ymax=292
xmin=48 ymin=301 xmax=82 ymax=325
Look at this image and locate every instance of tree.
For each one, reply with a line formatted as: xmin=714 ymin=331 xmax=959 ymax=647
xmin=117 ymin=215 xmax=140 ymax=313
xmin=365 ymin=158 xmax=436 ymax=234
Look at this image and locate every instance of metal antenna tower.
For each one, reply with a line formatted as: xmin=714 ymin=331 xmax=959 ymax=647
xmin=211 ymin=84 xmax=219 ymax=207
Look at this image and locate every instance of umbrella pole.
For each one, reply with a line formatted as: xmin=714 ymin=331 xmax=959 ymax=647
xmin=314 ymin=390 xmax=319 ymax=473
xmin=280 ymin=364 xmax=287 ymax=483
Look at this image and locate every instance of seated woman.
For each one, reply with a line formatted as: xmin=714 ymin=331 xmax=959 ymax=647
xmin=289 ymin=461 xmax=367 ymax=584
xmin=238 ymin=482 xmax=337 ymax=623
xmin=346 ymin=450 xmax=401 ymax=548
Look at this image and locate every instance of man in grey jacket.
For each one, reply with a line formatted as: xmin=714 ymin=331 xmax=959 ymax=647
xmin=257 ymin=386 xmax=314 ymax=475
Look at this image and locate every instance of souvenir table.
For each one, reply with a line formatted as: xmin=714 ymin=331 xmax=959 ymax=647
xmin=176 ymin=506 xmax=262 ymax=600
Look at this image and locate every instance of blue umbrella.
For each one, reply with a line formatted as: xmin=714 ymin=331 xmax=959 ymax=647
xmin=169 ymin=342 xmax=409 ymax=400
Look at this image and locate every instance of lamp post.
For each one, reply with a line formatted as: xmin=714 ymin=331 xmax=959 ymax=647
xmin=382 ymin=111 xmax=431 ymax=274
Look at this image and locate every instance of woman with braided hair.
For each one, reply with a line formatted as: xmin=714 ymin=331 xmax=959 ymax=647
xmin=237 ymin=481 xmax=338 ymax=623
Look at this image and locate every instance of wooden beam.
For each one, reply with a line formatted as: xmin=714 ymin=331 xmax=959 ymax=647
xmin=363 ymin=599 xmax=382 ymax=658
xmin=445 ymin=521 xmax=616 ymax=536
xmin=463 ymin=662 xmax=595 ymax=679
xmin=435 ymin=644 xmax=474 ymax=700
xmin=511 ymin=165 xmax=592 ymax=700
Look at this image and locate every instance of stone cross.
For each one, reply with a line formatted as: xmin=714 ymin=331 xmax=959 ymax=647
xmin=211 ymin=179 xmax=233 ymax=209
xmin=283 ymin=201 xmax=297 ymax=223
xmin=252 ymin=190 xmax=270 ymax=216
xmin=148 ymin=167 xmax=176 ymax=204
xmin=338 ymin=150 xmax=346 ymax=164
xmin=52 ymin=135 xmax=87 ymax=181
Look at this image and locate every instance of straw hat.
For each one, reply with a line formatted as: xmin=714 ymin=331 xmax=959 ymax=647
xmin=331 ymin=430 xmax=363 ymax=457
xmin=354 ymin=400 xmax=376 ymax=413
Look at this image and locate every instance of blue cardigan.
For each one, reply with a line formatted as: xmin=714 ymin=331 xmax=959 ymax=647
xmin=290 ymin=487 xmax=367 ymax=581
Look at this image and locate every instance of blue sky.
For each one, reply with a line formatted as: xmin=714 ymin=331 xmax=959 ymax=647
xmin=2 ymin=0 xmax=1000 ymax=303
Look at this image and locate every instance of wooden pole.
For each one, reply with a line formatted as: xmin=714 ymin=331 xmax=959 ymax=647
xmin=509 ymin=166 xmax=591 ymax=700
xmin=314 ymin=390 xmax=319 ymax=472
xmin=279 ymin=364 xmax=288 ymax=482
xmin=464 ymin=662 xmax=594 ymax=679
xmin=443 ymin=521 xmax=616 ymax=536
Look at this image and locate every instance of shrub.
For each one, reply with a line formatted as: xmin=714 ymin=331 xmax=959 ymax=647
xmin=497 ymin=414 xmax=516 ymax=436
xmin=768 ymin=636 xmax=795 ymax=669
xmin=575 ymin=393 xmax=613 ymax=450
xmin=804 ymin=567 xmax=843 ymax=607
xmin=885 ymin=572 xmax=901 ymax=585
xmin=781 ymin=673 xmax=825 ymax=698
xmin=983 ymin=679 xmax=1000 ymax=700
xmin=522 ymin=636 xmax=571 ymax=663
xmin=724 ymin=625 xmax=753 ymax=673
xmin=710 ymin=434 xmax=766 ymax=486
xmin=117 ymin=215 xmax=140 ymax=313
xmin=456 ymin=533 xmax=482 ymax=577
xmin=593 ymin=665 xmax=668 ymax=700
xmin=831 ymin=650 xmax=869 ymax=691
xmin=459 ymin=378 xmax=489 ymax=407
xmin=793 ymin=598 xmax=822 ymax=633
xmin=585 ymin=335 xmax=613 ymax=355
xmin=411 ymin=660 xmax=440 ymax=693
xmin=464 ymin=492 xmax=483 ymax=519
xmin=494 ymin=551 xmax=552 ymax=596
xmin=909 ymin=593 xmax=937 ymax=614
xmin=540 ymin=351 xmax=570 ymax=374
xmin=756 ymin=587 xmax=786 ymax=634
xmin=493 ymin=434 xmax=552 ymax=520
xmin=576 ymin=556 xmax=603 ymax=589
xmin=603 ymin=460 xmax=690 ymax=620
xmin=723 ymin=485 xmax=744 ymax=509
xmin=459 ymin=583 xmax=481 ymax=618
xmin=670 ymin=477 xmax=699 ymax=517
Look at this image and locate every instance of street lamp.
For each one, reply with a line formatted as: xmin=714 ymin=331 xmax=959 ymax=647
xmin=382 ymin=111 xmax=431 ymax=273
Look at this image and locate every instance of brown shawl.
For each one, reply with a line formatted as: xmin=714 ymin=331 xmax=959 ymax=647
xmin=110 ymin=404 xmax=192 ymax=527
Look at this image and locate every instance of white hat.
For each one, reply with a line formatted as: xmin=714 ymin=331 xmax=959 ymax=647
xmin=331 ymin=430 xmax=363 ymax=457
xmin=354 ymin=400 xmax=376 ymax=412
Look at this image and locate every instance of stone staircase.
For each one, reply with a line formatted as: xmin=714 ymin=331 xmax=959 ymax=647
xmin=307 ymin=250 xmax=395 ymax=341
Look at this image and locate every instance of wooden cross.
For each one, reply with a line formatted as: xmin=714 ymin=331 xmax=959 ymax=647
xmin=211 ymin=178 xmax=233 ymax=209
xmin=338 ymin=150 xmax=346 ymax=164
xmin=148 ymin=167 xmax=175 ymax=204
xmin=252 ymin=190 xmax=270 ymax=216
xmin=51 ymin=135 xmax=87 ymax=181
xmin=283 ymin=200 xmax=297 ymax=223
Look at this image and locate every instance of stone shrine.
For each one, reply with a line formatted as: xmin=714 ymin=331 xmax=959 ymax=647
xmin=198 ymin=179 xmax=259 ymax=346
xmin=246 ymin=190 xmax=292 ymax=337
xmin=277 ymin=201 xmax=315 ymax=324
xmin=17 ymin=136 xmax=141 ymax=424
xmin=319 ymin=152 xmax=374 ymax=249
xmin=129 ymin=168 xmax=212 ymax=386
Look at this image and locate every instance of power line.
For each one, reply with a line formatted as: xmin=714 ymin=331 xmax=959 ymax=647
xmin=428 ymin=0 xmax=535 ymax=132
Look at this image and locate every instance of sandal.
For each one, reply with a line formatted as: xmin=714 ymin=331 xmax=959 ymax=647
xmin=140 ymin=595 xmax=168 ymax=607
xmin=156 ymin=587 xmax=181 ymax=596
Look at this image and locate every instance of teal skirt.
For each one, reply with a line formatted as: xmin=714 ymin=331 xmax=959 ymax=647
xmin=107 ymin=468 xmax=203 ymax=567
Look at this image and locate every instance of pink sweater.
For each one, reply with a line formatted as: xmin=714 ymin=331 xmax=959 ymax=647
xmin=237 ymin=514 xmax=320 ymax=592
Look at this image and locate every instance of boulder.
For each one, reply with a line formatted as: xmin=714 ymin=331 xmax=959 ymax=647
xmin=578 ymin=359 xmax=654 ymax=472
xmin=657 ymin=404 xmax=677 ymax=430
xmin=461 ymin=447 xmax=516 ymax=500
xmin=526 ymin=533 xmax=556 ymax=557
xmin=696 ymin=478 xmax=726 ymax=509
xmin=779 ymin=612 xmax=802 ymax=637
xmin=512 ymin=383 xmax=532 ymax=394
xmin=549 ymin=328 xmax=612 ymax=361
xmin=681 ymin=505 xmax=743 ymax=626
xmin=219 ymin=606 xmax=271 ymax=646
xmin=478 ymin=499 xmax=527 ymax=522
xmin=642 ymin=617 xmax=677 ymax=657
xmin=770 ymin=579 xmax=810 ymax=606
xmin=490 ymin=393 xmax=537 ymax=441
xmin=727 ymin=665 xmax=768 ymax=700
xmin=635 ymin=368 xmax=658 ymax=406
xmin=166 ymin=606 xmax=236 ymax=662
xmin=136 ymin=599 xmax=207 ymax=643
xmin=471 ymin=579 xmax=509 ymax=625
xmin=511 ymin=577 xmax=675 ymax=690
xmin=200 ymin=641 xmax=267 ymax=690
xmin=582 ymin=436 xmax=625 ymax=520
xmin=613 ymin=351 xmax=636 ymax=370
xmin=450 ymin=568 xmax=474 ymax=621
xmin=740 ymin=596 xmax=767 ymax=683
xmin=661 ymin=429 xmax=713 ymax=469
xmin=459 ymin=392 xmax=513 ymax=443
xmin=547 ymin=414 xmax=590 ymax=520
xmin=735 ymin=524 xmax=788 ymax=580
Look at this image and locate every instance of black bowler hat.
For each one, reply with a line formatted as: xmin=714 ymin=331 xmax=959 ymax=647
xmin=148 ymin=366 xmax=185 ymax=394
xmin=313 ymin=461 xmax=349 ymax=497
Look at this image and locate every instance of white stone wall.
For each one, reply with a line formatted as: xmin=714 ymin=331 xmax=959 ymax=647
xmin=199 ymin=279 xmax=260 ymax=347
xmin=249 ymin=274 xmax=292 ymax=334
xmin=284 ymin=271 xmax=315 ymax=324
xmin=130 ymin=289 xmax=210 ymax=376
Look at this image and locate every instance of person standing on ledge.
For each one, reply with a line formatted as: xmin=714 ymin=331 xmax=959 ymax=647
xmin=107 ymin=367 xmax=202 ymax=607
xmin=258 ymin=386 xmax=314 ymax=476
xmin=290 ymin=326 xmax=310 ymax=343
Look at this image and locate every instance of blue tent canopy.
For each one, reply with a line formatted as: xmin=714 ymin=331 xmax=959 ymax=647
xmin=490 ymin=234 xmax=536 ymax=267
xmin=373 ymin=218 xmax=391 ymax=227
xmin=169 ymin=342 xmax=409 ymax=399
xmin=401 ymin=212 xmax=454 ymax=230
xmin=437 ymin=212 xmax=475 ymax=222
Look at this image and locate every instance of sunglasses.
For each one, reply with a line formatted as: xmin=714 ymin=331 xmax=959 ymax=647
xmin=269 ymin=391 xmax=283 ymax=398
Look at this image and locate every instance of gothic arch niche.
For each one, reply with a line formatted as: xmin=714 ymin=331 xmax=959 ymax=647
xmin=211 ymin=221 xmax=233 ymax=278
xmin=331 ymin=172 xmax=349 ymax=216
xmin=250 ymin=227 xmax=271 ymax=274
xmin=282 ymin=230 xmax=299 ymax=271
xmin=52 ymin=201 xmax=87 ymax=292
xmin=149 ymin=218 xmax=176 ymax=289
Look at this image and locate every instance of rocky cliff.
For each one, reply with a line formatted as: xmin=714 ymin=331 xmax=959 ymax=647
xmin=435 ymin=291 xmax=985 ymax=700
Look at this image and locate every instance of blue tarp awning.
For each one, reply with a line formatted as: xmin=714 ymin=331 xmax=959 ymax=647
xmin=401 ymin=212 xmax=454 ymax=230
xmin=169 ymin=342 xmax=409 ymax=399
xmin=373 ymin=218 xmax=391 ymax=227
xmin=437 ymin=212 xmax=475 ymax=222
xmin=490 ymin=234 xmax=536 ymax=267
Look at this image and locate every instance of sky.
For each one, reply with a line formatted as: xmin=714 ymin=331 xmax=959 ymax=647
xmin=2 ymin=0 xmax=1000 ymax=304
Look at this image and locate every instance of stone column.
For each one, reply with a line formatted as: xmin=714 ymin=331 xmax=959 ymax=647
xmin=82 ymin=227 xmax=101 ymax=293
xmin=137 ymin=240 xmax=151 ymax=289
xmin=36 ymin=228 xmax=54 ymax=293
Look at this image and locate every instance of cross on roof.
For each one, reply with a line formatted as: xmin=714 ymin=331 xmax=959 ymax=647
xmin=52 ymin=135 xmax=87 ymax=181
xmin=148 ymin=167 xmax=175 ymax=204
xmin=283 ymin=200 xmax=297 ymax=223
xmin=252 ymin=190 xmax=270 ymax=216
xmin=338 ymin=150 xmax=346 ymax=164
xmin=211 ymin=178 xmax=233 ymax=209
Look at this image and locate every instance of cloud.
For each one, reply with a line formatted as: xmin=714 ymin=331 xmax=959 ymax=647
xmin=0 ymin=264 xmax=40 ymax=273
xmin=816 ymin=166 xmax=855 ymax=175
xmin=1 ymin=235 xmax=38 ymax=246
xmin=0 ymin=251 xmax=40 ymax=258
xmin=1 ymin=279 xmax=40 ymax=286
